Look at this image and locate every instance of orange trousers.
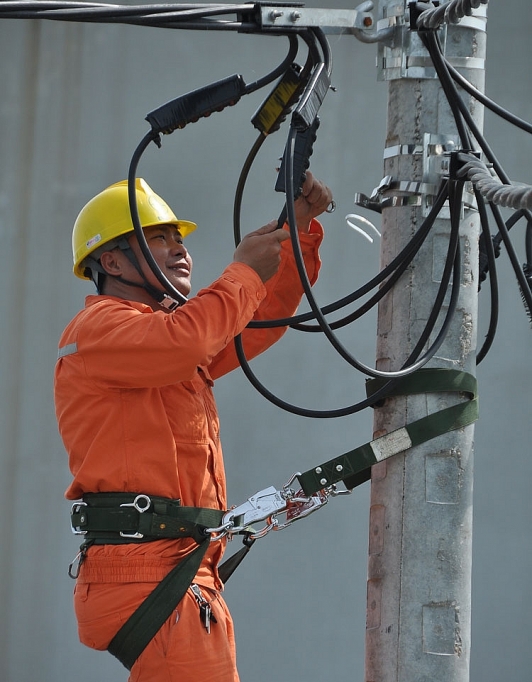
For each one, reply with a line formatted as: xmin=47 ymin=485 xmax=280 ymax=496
xmin=74 ymin=580 xmax=240 ymax=681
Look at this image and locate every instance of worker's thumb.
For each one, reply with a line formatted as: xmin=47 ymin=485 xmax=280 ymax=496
xmin=253 ymin=219 xmax=279 ymax=235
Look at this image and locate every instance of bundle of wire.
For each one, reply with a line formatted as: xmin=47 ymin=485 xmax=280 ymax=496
xmin=4 ymin=0 xmax=532 ymax=419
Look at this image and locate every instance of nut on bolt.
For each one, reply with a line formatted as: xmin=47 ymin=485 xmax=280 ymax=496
xmin=269 ymin=9 xmax=284 ymax=21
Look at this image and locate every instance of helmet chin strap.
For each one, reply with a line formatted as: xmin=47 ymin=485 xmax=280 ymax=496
xmin=117 ymin=241 xmax=184 ymax=310
xmin=114 ymin=275 xmax=183 ymax=311
xmin=86 ymin=236 xmax=184 ymax=310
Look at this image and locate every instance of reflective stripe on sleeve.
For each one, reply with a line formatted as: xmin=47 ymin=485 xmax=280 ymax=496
xmin=58 ymin=343 xmax=78 ymax=359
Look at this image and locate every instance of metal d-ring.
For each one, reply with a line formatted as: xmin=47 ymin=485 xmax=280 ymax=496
xmin=118 ymin=494 xmax=152 ymax=538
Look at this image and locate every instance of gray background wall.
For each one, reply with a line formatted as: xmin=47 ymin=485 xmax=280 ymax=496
xmin=0 ymin=1 xmax=530 ymax=681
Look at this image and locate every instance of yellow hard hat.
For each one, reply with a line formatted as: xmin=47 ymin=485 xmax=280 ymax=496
xmin=72 ymin=178 xmax=197 ymax=279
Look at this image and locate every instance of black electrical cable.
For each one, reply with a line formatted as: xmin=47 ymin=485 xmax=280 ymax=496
xmin=233 ymin=133 xmax=267 ymax=247
xmin=246 ymin=181 xmax=451 ymax=330
xmin=423 ymin=30 xmax=532 ymax=329
xmin=526 ymin=216 xmax=532 ymax=264
xmin=244 ymin=34 xmax=299 ymax=95
xmin=290 ymin=183 xmax=451 ymax=332
xmin=428 ymin=36 xmax=532 ymax=316
xmin=421 ymin=31 xmax=473 ymax=149
xmin=0 ymin=1 xmax=260 ymax=31
xmin=311 ymin=26 xmax=333 ymax=77
xmin=0 ymin=2 xmax=253 ymax=21
xmin=475 ymin=188 xmax=499 ymax=364
xmin=232 ymin=23 xmax=434 ymax=337
xmin=445 ymin=59 xmax=532 ymax=136
xmin=127 ymin=130 xmax=189 ymax=306
xmin=246 ymin=183 xmax=449 ymax=335
xmin=424 ymin=31 xmax=509 ymax=185
xmin=298 ymin=28 xmax=326 ymax=73
xmin=488 ymin=201 xmax=532 ymax=316
xmin=233 ymin=43 xmax=318 ymax=247
xmin=280 ymin=126 xmax=459 ymax=379
xmin=232 ymin=179 xmax=461 ymax=417
xmin=232 ymin=245 xmax=462 ymax=419
xmin=233 ymin=331 xmax=400 ymax=418
xmin=240 ymin=49 xmax=455 ymax=405
xmin=408 ymin=177 xmax=463 ymax=361
xmin=449 ymin=118 xmax=532 ymax=310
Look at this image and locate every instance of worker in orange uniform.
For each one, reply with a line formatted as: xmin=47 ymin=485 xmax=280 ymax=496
xmin=55 ymin=173 xmax=332 ymax=681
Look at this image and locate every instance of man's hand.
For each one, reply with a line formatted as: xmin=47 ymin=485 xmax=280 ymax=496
xmin=233 ymin=220 xmax=290 ymax=283
xmin=293 ymin=171 xmax=333 ymax=233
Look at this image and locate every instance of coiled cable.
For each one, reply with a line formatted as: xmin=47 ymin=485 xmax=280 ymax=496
xmin=416 ymin=0 xmax=488 ymax=30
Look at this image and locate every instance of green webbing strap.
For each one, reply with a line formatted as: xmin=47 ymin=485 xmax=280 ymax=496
xmin=107 ymin=537 xmax=210 ymax=670
xmin=218 ymin=534 xmax=256 ymax=584
xmin=74 ymin=494 xmax=224 ymax=542
xmin=297 ymin=369 xmax=478 ymax=496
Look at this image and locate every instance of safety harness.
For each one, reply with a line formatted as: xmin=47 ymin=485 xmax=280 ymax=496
xmin=69 ymin=492 xmax=254 ymax=670
xmin=68 ymin=367 xmax=478 ymax=670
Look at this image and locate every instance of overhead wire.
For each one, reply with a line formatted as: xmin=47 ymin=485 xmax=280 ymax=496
xmin=416 ymin=0 xmax=488 ymax=30
xmin=233 ymin=176 xmax=461 ymax=417
xmin=244 ymin=182 xmax=450 ymax=330
xmin=445 ymin=60 xmax=532 ymax=136
xmin=228 ymin=17 xmax=470 ymax=417
xmin=281 ymin=129 xmax=462 ymax=380
xmin=421 ymin=30 xmax=532 ymax=344
xmin=0 ymin=1 xmax=257 ymax=30
xmin=475 ymin=189 xmax=499 ymax=364
xmin=4 ymin=0 xmax=528 ymax=405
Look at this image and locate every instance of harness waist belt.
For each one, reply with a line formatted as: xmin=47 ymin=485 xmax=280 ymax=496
xmin=71 ymin=492 xmax=224 ymax=543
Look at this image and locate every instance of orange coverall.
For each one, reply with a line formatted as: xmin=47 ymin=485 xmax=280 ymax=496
xmin=55 ymin=222 xmax=323 ymax=681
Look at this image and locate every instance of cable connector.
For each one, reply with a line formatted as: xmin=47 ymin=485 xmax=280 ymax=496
xmin=251 ymin=63 xmax=304 ymax=135
xmin=408 ymin=1 xmax=440 ymax=31
xmin=449 ymin=149 xmax=481 ymax=180
xmin=275 ymin=117 xmax=320 ymax=198
xmin=521 ymin=263 xmax=532 ymax=326
xmin=478 ymin=232 xmax=501 ymax=290
xmin=291 ymin=62 xmax=330 ymax=131
xmin=146 ymin=74 xmax=247 ymax=134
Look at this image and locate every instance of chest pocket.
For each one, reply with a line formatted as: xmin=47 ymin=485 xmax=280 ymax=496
xmin=162 ymin=370 xmax=219 ymax=444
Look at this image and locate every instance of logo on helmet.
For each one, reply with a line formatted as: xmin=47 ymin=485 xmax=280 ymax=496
xmin=86 ymin=234 xmax=102 ymax=249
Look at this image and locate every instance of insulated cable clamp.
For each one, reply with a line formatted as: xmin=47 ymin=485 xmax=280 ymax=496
xmin=146 ymin=74 xmax=248 ymax=135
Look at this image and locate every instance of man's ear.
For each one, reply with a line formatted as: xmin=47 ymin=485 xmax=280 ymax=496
xmin=99 ymin=249 xmax=125 ymax=276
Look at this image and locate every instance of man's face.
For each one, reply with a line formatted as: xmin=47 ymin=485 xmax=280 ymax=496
xmin=130 ymin=223 xmax=193 ymax=298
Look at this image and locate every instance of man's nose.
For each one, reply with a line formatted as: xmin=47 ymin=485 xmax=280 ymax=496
xmin=171 ymin=239 xmax=187 ymax=257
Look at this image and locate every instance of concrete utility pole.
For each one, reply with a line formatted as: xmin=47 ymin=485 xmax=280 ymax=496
xmin=365 ymin=2 xmax=487 ymax=681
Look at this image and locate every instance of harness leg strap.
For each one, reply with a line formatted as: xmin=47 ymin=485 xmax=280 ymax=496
xmin=107 ymin=536 xmax=210 ymax=670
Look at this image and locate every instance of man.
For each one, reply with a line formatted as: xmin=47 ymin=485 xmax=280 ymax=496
xmin=55 ymin=173 xmax=331 ymax=681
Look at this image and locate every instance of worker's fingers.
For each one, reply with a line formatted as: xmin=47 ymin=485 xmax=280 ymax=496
xmin=248 ymin=220 xmax=290 ymax=241
xmin=251 ymin=220 xmax=280 ymax=235
xmin=300 ymin=170 xmax=315 ymax=198
xmin=234 ymin=220 xmax=291 ymax=282
xmin=302 ymin=177 xmax=332 ymax=209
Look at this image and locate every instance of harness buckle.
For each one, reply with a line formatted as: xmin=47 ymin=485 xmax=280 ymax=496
xmin=70 ymin=501 xmax=88 ymax=535
xmin=119 ymin=494 xmax=152 ymax=538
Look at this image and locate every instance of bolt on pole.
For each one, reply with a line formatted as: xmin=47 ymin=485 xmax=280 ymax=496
xmin=365 ymin=2 xmax=487 ymax=681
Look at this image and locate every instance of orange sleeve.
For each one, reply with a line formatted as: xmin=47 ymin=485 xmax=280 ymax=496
xmin=207 ymin=218 xmax=323 ymax=380
xmin=68 ymin=261 xmax=267 ymax=388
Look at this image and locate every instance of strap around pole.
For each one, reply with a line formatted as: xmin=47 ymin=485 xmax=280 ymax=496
xmin=297 ymin=369 xmax=478 ymax=495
